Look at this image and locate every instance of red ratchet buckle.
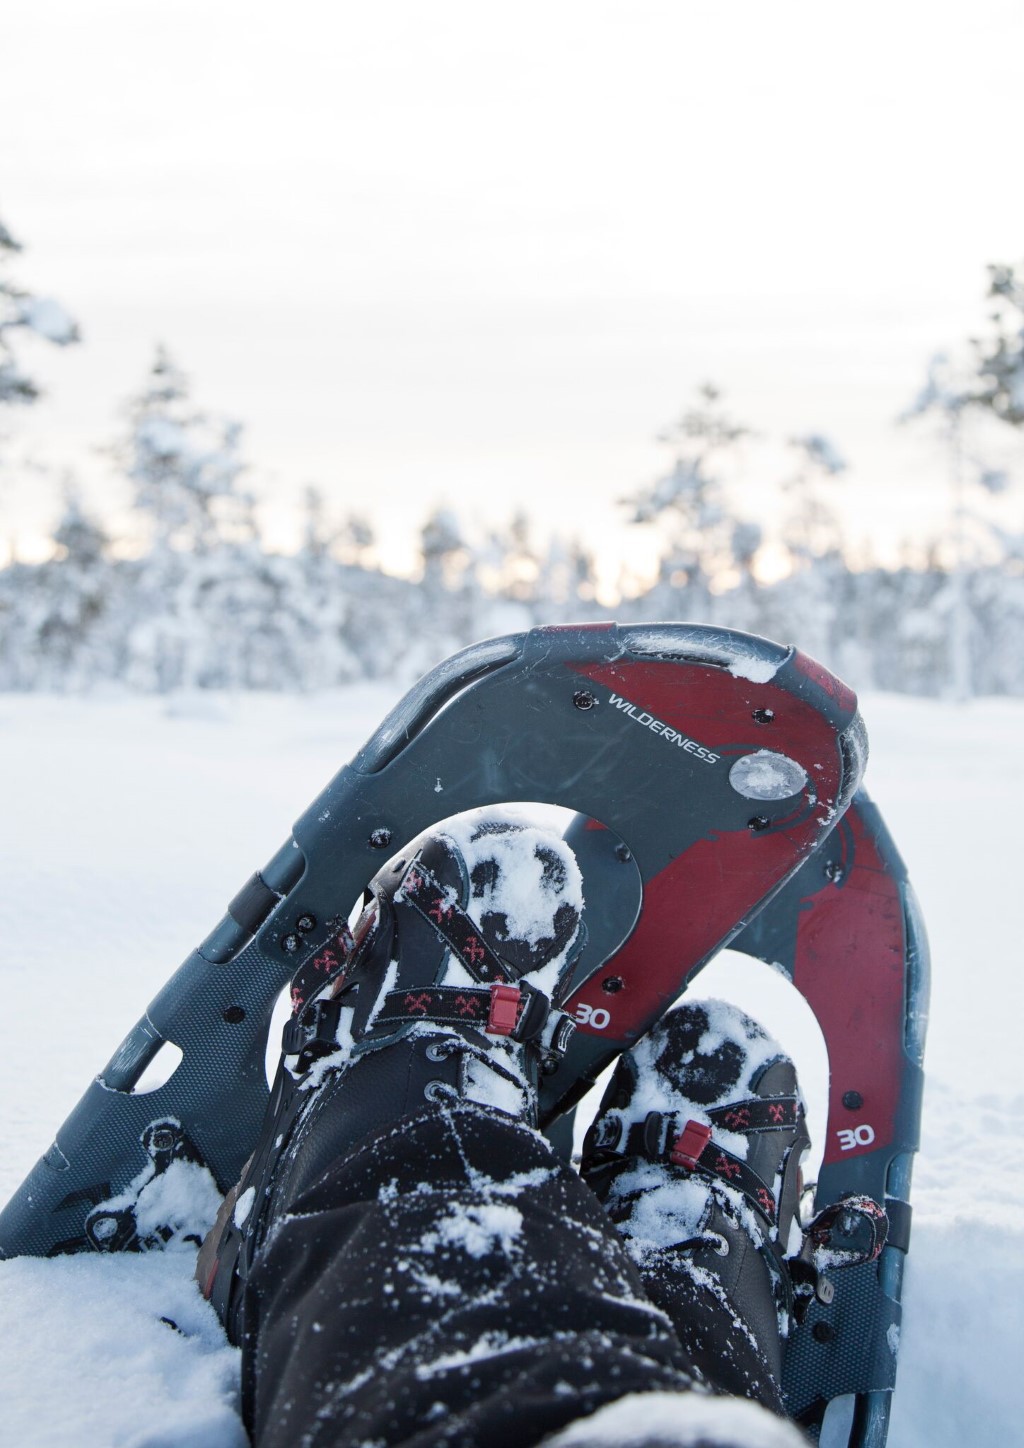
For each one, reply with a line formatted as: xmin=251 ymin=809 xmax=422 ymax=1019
xmin=670 ymin=1119 xmax=712 ymax=1168
xmin=487 ymin=982 xmax=522 ymax=1036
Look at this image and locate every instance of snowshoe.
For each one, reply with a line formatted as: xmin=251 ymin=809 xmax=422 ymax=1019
xmin=0 ymin=622 xmax=926 ymax=1447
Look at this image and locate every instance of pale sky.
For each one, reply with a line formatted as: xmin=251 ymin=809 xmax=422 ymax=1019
xmin=3 ymin=0 xmax=1023 ymax=579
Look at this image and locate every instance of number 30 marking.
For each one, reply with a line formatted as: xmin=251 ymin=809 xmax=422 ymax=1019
xmin=575 ymin=1002 xmax=611 ymax=1030
xmin=837 ymin=1124 xmax=875 ymax=1151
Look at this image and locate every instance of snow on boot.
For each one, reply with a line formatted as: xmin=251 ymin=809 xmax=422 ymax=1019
xmin=199 ymin=808 xmax=585 ymax=1341
xmin=580 ymin=1000 xmax=810 ymax=1414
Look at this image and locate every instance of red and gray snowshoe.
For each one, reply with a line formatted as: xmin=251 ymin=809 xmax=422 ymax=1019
xmin=0 ymin=622 xmax=927 ymax=1447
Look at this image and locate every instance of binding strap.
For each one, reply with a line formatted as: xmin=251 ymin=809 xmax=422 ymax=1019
xmin=804 ymin=1194 xmax=888 ymax=1267
xmin=371 ymin=982 xmax=574 ymax=1052
xmin=396 ymin=857 xmax=516 ymax=986
xmin=592 ymin=1096 xmax=800 ymax=1230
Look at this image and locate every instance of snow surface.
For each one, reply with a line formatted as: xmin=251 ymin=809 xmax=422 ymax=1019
xmin=0 ymin=687 xmax=1022 ymax=1447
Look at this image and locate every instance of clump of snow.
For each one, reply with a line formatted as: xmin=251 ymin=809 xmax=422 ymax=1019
xmin=19 ymin=295 xmax=79 ymax=345
xmin=232 ymin=1186 xmax=255 ymax=1230
xmin=415 ymin=1330 xmax=541 ymax=1380
xmin=463 ymin=1045 xmax=529 ymax=1118
xmin=543 ymin=1387 xmax=806 ymax=1446
xmin=626 ymin=628 xmax=785 ymax=687
xmin=89 ymin=1128 xmax=222 ymax=1252
xmin=729 ymin=657 xmax=782 ymax=684
xmin=424 ymin=1202 xmax=523 ymax=1260
xmin=132 ymin=1158 xmax=223 ymax=1249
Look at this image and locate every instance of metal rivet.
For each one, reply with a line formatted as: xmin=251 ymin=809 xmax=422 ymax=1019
xmin=812 ymin=1321 xmax=835 ymax=1344
xmin=842 ymin=1090 xmax=864 ymax=1111
xmin=752 ymin=708 xmax=775 ymax=724
xmin=369 ymin=828 xmax=393 ymax=849
xmin=602 ymin=976 xmax=625 ymax=994
xmin=748 ymin=815 xmax=771 ymax=832
xmin=615 ymin=842 xmax=632 ymax=862
xmin=573 ymin=690 xmax=597 ymax=710
xmin=282 ymin=933 xmax=301 ymax=953
xmin=296 ymin=913 xmax=317 ymax=933
xmin=149 ymin=1129 xmax=176 ymax=1153
xmin=223 ymin=1005 xmax=246 ymax=1024
xmin=825 ymin=861 xmax=845 ymax=884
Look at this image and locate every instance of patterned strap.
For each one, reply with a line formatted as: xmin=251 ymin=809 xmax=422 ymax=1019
xmin=396 ymin=858 xmax=515 ymax=986
xmin=681 ymin=1134 xmax=779 ymax=1228
xmin=706 ymin=1096 xmax=799 ymax=1132
xmin=605 ymin=1099 xmax=800 ymax=1230
xmin=288 ymin=919 xmax=358 ymax=1017
xmin=373 ymin=982 xmax=575 ymax=1055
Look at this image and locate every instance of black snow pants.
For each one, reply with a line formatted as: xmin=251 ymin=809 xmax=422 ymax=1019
xmin=241 ymin=1104 xmax=796 ymax=1448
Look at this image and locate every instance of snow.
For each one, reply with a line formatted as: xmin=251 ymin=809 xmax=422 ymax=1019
xmin=626 ymin=626 xmax=784 ymax=685
xmin=18 ymin=296 xmax=78 ymax=346
xmin=425 ymin=1202 xmax=523 ymax=1260
xmin=543 ymin=1389 xmax=806 ymax=1446
xmin=728 ymin=657 xmax=782 ymax=685
xmin=232 ymin=1188 xmax=255 ymax=1231
xmin=0 ymin=686 xmax=1021 ymax=1447
xmin=436 ymin=809 xmax=584 ymax=998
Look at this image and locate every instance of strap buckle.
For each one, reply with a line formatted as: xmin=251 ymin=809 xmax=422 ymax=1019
xmin=670 ymin=1119 xmax=712 ymax=1168
xmin=282 ymin=997 xmax=342 ymax=1056
xmin=487 ymin=982 xmax=522 ymax=1036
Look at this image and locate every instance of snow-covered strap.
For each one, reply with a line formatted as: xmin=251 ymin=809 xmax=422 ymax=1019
xmin=372 ymin=982 xmax=575 ymax=1054
xmin=673 ymin=1126 xmax=780 ymax=1228
xmin=804 ymin=1194 xmax=889 ymax=1268
xmin=597 ymin=1109 xmax=782 ymax=1227
xmin=396 ymin=858 xmax=517 ymax=986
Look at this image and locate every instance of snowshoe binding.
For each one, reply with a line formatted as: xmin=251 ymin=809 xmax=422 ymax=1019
xmin=581 ymin=999 xmax=810 ymax=1415
xmin=199 ymin=812 xmax=585 ymax=1342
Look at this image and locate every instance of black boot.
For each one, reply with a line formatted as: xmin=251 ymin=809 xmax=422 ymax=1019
xmin=580 ymin=999 xmax=810 ymax=1414
xmin=199 ymin=810 xmax=585 ymax=1343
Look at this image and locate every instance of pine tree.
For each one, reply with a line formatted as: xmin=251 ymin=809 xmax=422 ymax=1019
xmin=114 ymin=348 xmax=250 ymax=691
xmin=117 ymin=345 xmax=247 ymax=556
xmin=0 ymin=215 xmax=79 ymax=415
xmin=969 ymin=263 xmax=1024 ymax=427
xmin=622 ymin=384 xmax=757 ymax=617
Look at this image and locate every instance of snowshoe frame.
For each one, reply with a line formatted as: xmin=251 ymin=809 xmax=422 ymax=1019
xmin=0 ymin=622 xmax=926 ymax=1447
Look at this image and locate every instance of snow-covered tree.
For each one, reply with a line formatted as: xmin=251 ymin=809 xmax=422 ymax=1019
xmin=902 ymin=343 xmax=1017 ymax=699
xmin=969 ymin=262 xmax=1024 ymax=427
xmin=116 ymin=346 xmax=249 ymax=556
xmin=622 ymin=384 xmax=758 ymax=615
xmin=0 ymin=215 xmax=79 ymax=415
xmin=111 ymin=349 xmax=257 ymax=690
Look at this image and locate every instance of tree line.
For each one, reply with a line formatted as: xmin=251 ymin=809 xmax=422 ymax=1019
xmin=1 ymin=215 xmax=1022 ymax=698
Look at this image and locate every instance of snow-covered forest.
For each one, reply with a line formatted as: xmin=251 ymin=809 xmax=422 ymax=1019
xmin=2 ymin=214 xmax=1023 ymax=698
